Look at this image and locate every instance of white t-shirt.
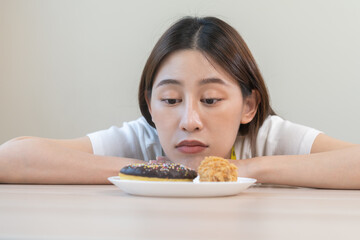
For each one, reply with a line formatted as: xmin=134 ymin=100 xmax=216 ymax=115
xmin=87 ymin=115 xmax=322 ymax=161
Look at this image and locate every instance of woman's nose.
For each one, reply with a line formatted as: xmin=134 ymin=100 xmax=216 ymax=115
xmin=179 ymin=102 xmax=203 ymax=132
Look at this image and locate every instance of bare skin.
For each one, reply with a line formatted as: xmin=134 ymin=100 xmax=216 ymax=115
xmin=233 ymin=134 xmax=360 ymax=189
xmin=0 ymin=136 xmax=142 ymax=184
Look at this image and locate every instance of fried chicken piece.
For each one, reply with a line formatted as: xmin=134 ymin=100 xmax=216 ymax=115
xmin=198 ymin=156 xmax=238 ymax=182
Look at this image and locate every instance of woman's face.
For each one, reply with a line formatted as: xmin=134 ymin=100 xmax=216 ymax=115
xmin=148 ymin=50 xmax=255 ymax=167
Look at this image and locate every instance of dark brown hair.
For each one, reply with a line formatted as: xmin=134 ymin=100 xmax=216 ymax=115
xmin=138 ymin=16 xmax=275 ymax=152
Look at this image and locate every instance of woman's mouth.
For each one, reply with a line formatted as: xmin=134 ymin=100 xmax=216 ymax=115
xmin=175 ymin=140 xmax=208 ymax=154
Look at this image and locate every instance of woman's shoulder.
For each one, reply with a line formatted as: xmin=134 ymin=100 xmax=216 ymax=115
xmin=261 ymin=114 xmax=287 ymax=127
xmin=86 ymin=117 xmax=161 ymax=159
xmin=235 ymin=115 xmax=322 ymax=158
xmin=257 ymin=115 xmax=322 ymax=155
xmin=91 ymin=117 xmax=158 ymax=142
xmin=122 ymin=117 xmax=157 ymax=133
xmin=260 ymin=115 xmax=321 ymax=134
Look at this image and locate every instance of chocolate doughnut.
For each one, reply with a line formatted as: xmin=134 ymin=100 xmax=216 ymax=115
xmin=119 ymin=162 xmax=198 ymax=182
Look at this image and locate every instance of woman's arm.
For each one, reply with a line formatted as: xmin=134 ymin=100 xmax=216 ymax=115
xmin=236 ymin=134 xmax=360 ymax=189
xmin=0 ymin=137 xmax=143 ymax=184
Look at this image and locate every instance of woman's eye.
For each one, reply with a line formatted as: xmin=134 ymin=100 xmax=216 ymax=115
xmin=201 ymin=98 xmax=222 ymax=105
xmin=161 ymin=99 xmax=182 ymax=105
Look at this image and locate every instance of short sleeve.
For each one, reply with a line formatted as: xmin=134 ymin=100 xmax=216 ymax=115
xmin=86 ymin=117 xmax=163 ymax=161
xmin=256 ymin=115 xmax=322 ymax=156
xmin=235 ymin=115 xmax=322 ymax=159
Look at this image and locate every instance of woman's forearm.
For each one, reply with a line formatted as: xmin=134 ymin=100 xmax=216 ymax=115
xmin=241 ymin=146 xmax=360 ymax=189
xmin=0 ymin=138 xmax=143 ymax=184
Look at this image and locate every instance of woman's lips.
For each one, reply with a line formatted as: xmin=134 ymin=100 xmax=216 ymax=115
xmin=175 ymin=140 xmax=208 ymax=154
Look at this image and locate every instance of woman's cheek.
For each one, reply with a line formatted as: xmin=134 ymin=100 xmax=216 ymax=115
xmin=152 ymin=107 xmax=175 ymax=133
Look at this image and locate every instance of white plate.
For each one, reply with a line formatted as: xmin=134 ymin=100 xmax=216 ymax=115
xmin=108 ymin=176 xmax=256 ymax=197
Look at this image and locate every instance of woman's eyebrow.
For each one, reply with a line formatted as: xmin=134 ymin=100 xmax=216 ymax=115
xmin=155 ymin=79 xmax=182 ymax=88
xmin=155 ymin=77 xmax=228 ymax=88
xmin=199 ymin=77 xmax=228 ymax=86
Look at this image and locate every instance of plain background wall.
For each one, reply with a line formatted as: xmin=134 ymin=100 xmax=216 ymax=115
xmin=1 ymin=0 xmax=359 ymax=144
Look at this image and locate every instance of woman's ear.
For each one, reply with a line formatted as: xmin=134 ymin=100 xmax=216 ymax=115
xmin=241 ymin=90 xmax=259 ymax=124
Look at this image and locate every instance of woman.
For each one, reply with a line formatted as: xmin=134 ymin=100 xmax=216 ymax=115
xmin=0 ymin=16 xmax=359 ymax=188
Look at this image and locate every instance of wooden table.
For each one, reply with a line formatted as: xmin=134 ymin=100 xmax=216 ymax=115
xmin=1 ymin=183 xmax=360 ymax=240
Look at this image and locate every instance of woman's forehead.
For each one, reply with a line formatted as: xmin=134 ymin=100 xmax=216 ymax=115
xmin=154 ymin=50 xmax=237 ymax=86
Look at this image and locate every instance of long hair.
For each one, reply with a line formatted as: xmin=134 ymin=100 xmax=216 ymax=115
xmin=138 ymin=16 xmax=275 ymax=154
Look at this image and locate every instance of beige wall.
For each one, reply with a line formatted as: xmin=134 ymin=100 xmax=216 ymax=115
xmin=1 ymin=0 xmax=360 ymax=144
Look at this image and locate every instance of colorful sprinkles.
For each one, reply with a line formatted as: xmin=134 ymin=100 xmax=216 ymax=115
xmin=120 ymin=162 xmax=197 ymax=180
